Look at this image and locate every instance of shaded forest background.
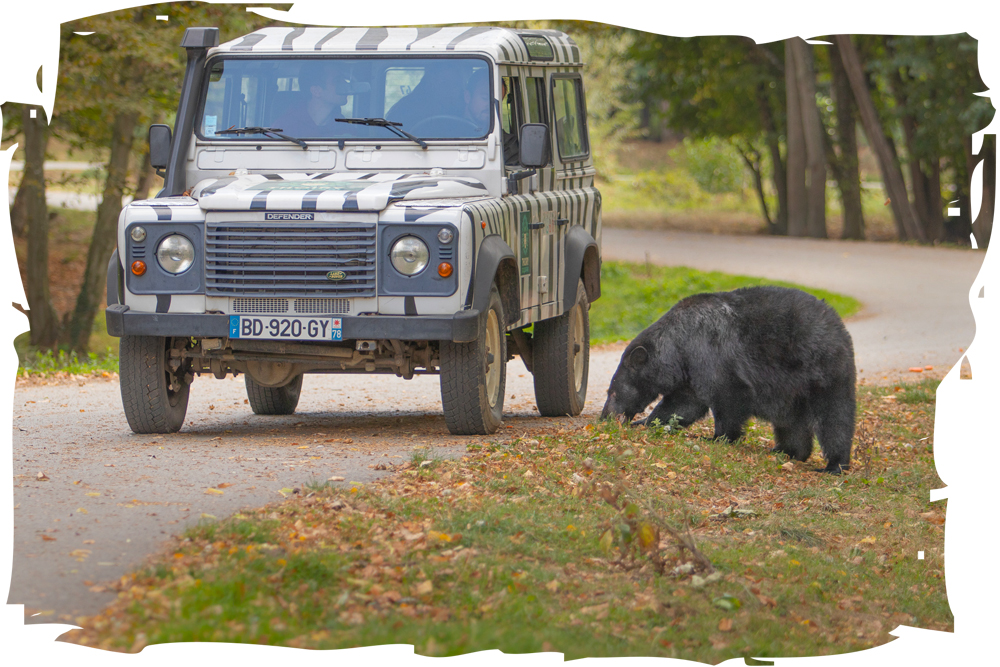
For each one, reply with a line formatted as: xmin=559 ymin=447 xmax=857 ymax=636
xmin=3 ymin=4 xmax=996 ymax=358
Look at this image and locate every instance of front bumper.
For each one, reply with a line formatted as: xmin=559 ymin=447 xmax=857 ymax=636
xmin=105 ymin=304 xmax=481 ymax=343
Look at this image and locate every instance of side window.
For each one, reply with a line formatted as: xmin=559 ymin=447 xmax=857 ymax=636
xmin=525 ymin=76 xmax=546 ymax=124
xmin=551 ymin=77 xmax=588 ymax=160
xmin=500 ymin=76 xmax=523 ymax=165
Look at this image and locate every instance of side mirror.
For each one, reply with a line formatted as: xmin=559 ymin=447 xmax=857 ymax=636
xmin=519 ymin=123 xmax=550 ymax=168
xmin=148 ymin=124 xmax=172 ymax=170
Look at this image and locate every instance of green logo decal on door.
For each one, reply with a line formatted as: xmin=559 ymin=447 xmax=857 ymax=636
xmin=520 ymin=211 xmax=531 ymax=275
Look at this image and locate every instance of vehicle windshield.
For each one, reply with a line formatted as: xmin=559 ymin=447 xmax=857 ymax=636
xmin=199 ymin=56 xmax=493 ymax=142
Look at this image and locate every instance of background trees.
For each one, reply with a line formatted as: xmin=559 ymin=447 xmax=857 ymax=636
xmin=621 ymin=30 xmax=993 ymax=245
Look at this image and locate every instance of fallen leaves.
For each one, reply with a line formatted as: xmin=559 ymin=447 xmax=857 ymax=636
xmin=204 ymin=488 xmax=224 ymax=495
xmin=36 ymin=471 xmax=50 ymax=481
xmin=920 ymin=511 xmax=945 ymax=526
xmin=62 ymin=391 xmax=947 ymax=657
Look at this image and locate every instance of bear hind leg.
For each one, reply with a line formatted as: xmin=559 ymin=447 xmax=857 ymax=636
xmin=773 ymin=424 xmax=813 ymax=461
xmin=712 ymin=408 xmax=748 ymax=443
xmin=815 ymin=411 xmax=854 ymax=474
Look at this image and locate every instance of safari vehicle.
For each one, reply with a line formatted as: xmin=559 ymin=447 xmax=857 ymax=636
xmin=106 ymin=26 xmax=602 ymax=436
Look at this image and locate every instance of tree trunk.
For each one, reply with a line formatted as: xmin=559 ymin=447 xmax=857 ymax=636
xmin=133 ymin=146 xmax=157 ymax=201
xmin=21 ymin=105 xmax=60 ymax=348
xmin=973 ymin=134 xmax=995 ymax=248
xmin=10 ymin=170 xmax=28 ymax=238
xmin=736 ymin=142 xmax=773 ymax=230
xmin=828 ymin=40 xmax=865 ymax=240
xmin=835 ymin=34 xmax=926 ymax=242
xmin=926 ymin=158 xmax=944 ymax=242
xmin=887 ymin=57 xmax=945 ymax=243
xmin=66 ymin=110 xmax=139 ymax=353
xmin=785 ymin=40 xmax=807 ymax=237
xmin=756 ymin=81 xmax=787 ymax=235
xmin=791 ymin=38 xmax=827 ymax=239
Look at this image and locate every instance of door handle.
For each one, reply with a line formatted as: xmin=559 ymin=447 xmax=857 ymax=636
xmin=556 ymin=218 xmax=569 ymax=226
xmin=529 ymin=222 xmax=545 ymax=230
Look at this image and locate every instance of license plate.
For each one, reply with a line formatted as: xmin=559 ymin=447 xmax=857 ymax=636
xmin=229 ymin=316 xmax=343 ymax=341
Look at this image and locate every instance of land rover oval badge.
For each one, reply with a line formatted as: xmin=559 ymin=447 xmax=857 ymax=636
xmin=326 ymin=270 xmax=346 ymax=281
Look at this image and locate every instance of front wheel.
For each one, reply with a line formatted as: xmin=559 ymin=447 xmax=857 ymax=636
xmin=532 ymin=278 xmax=590 ymax=416
xmin=245 ymin=374 xmax=303 ymax=415
xmin=119 ymin=335 xmax=192 ymax=433
xmin=440 ymin=283 xmax=507 ymax=435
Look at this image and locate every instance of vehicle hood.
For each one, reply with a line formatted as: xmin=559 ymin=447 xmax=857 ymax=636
xmin=191 ymin=172 xmax=489 ymax=212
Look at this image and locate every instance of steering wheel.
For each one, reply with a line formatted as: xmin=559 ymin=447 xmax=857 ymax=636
xmin=410 ymin=115 xmax=482 ymax=136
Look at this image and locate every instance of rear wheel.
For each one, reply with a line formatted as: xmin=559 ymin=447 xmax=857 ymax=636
xmin=440 ymin=283 xmax=506 ymax=435
xmin=119 ymin=335 xmax=192 ymax=434
xmin=245 ymin=374 xmax=303 ymax=415
xmin=533 ymin=278 xmax=590 ymax=416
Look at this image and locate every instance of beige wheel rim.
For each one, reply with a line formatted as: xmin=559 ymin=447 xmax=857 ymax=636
xmin=485 ymin=309 xmax=501 ymax=408
xmin=572 ymin=303 xmax=585 ymax=393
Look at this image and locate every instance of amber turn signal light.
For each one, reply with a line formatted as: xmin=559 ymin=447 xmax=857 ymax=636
xmin=131 ymin=260 xmax=147 ymax=276
xmin=437 ymin=262 xmax=453 ymax=278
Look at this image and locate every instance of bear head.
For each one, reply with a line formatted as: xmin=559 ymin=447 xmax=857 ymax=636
xmin=600 ymin=342 xmax=662 ymax=423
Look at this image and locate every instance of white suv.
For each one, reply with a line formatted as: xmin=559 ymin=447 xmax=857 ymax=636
xmin=106 ymin=26 xmax=602 ymax=435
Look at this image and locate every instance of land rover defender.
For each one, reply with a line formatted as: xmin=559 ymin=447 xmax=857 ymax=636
xmin=106 ymin=25 xmax=602 ymax=435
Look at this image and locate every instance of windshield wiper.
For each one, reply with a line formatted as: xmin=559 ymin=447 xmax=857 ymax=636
xmin=216 ymin=126 xmax=309 ymax=150
xmin=336 ymin=117 xmax=428 ymax=150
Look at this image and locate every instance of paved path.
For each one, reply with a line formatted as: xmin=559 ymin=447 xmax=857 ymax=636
xmin=8 ymin=226 xmax=983 ymax=625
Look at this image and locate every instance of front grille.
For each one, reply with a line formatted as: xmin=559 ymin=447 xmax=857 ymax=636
xmin=206 ymin=222 xmax=376 ymax=297
xmin=232 ymin=297 xmax=289 ymax=314
xmin=294 ymin=298 xmax=350 ymax=314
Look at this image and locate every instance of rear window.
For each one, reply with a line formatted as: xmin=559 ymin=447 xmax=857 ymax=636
xmin=519 ymin=34 xmax=554 ymax=61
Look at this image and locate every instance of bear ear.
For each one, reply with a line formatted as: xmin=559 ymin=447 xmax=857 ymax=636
xmin=627 ymin=345 xmax=648 ymax=369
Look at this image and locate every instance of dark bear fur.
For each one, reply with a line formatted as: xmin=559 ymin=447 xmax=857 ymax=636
xmin=600 ymin=286 xmax=856 ymax=473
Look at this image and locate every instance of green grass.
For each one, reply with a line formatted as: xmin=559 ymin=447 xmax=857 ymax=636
xmin=590 ymin=261 xmax=862 ymax=345
xmin=16 ymin=343 xmax=118 ymax=377
xmin=69 ymin=380 xmax=949 ymax=659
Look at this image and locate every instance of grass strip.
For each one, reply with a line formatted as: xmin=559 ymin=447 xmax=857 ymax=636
xmin=65 ymin=378 xmax=949 ymax=661
xmin=590 ymin=262 xmax=862 ymax=345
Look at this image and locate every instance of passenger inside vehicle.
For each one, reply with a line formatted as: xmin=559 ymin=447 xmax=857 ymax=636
xmin=273 ymin=66 xmax=352 ymax=136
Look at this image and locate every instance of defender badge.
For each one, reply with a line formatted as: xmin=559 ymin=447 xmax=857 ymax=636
xmin=326 ymin=270 xmax=347 ymax=281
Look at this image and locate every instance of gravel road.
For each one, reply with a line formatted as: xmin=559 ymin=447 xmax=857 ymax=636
xmin=8 ymin=228 xmax=983 ymax=624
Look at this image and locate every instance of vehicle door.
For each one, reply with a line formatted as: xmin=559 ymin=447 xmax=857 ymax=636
xmin=506 ymin=69 xmax=560 ymax=323
xmin=549 ymin=73 xmax=594 ymax=315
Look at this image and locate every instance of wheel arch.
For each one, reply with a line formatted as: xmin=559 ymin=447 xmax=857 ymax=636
xmin=564 ymin=225 xmax=601 ymax=309
xmin=472 ymin=234 xmax=520 ymax=328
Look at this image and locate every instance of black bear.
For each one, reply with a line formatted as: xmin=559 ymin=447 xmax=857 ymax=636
xmin=600 ymin=286 xmax=856 ymax=473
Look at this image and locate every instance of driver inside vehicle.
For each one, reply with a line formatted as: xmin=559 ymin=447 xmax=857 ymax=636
xmin=463 ymin=69 xmax=492 ymax=135
xmin=273 ymin=66 xmax=352 ymax=136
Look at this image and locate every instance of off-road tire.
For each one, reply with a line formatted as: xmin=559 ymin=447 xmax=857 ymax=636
xmin=245 ymin=374 xmax=303 ymax=415
xmin=440 ymin=284 xmax=506 ymax=435
xmin=533 ymin=278 xmax=590 ymax=416
xmin=119 ymin=335 xmax=191 ymax=434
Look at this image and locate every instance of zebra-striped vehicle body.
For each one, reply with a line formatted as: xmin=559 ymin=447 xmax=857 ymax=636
xmin=107 ymin=25 xmax=602 ymax=435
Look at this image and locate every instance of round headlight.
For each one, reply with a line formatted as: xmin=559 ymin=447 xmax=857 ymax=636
xmin=437 ymin=227 xmax=454 ymax=244
xmin=390 ymin=236 xmax=429 ymax=276
xmin=156 ymin=234 xmax=195 ymax=274
xmin=130 ymin=226 xmax=147 ymax=243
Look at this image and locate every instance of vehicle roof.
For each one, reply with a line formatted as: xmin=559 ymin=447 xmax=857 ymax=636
xmin=213 ymin=26 xmax=582 ymax=65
